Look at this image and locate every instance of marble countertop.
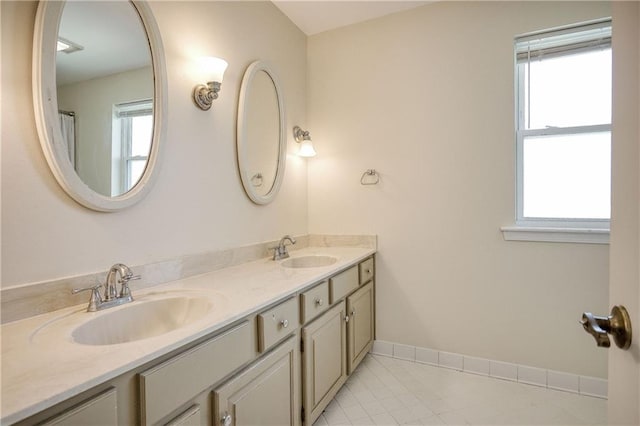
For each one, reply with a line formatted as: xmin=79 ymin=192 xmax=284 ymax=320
xmin=1 ymin=246 xmax=375 ymax=424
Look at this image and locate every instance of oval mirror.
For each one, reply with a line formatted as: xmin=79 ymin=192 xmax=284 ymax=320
xmin=33 ymin=0 xmax=166 ymax=212
xmin=237 ymin=61 xmax=286 ymax=205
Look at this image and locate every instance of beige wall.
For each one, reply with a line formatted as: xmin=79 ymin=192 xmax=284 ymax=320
xmin=308 ymin=1 xmax=610 ymax=377
xmin=1 ymin=1 xmax=308 ymax=286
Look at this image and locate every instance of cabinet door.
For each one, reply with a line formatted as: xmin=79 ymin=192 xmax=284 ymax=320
xmin=347 ymin=282 xmax=374 ymax=374
xmin=214 ymin=336 xmax=299 ymax=426
xmin=301 ymin=301 xmax=347 ymax=425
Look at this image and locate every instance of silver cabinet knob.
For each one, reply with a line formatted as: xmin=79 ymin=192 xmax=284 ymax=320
xmin=315 ymin=298 xmax=323 ymax=306
xmin=280 ymin=319 xmax=289 ymax=328
xmin=345 ymin=315 xmax=350 ymax=323
xmin=221 ymin=413 xmax=232 ymax=426
xmin=351 ymin=309 xmax=356 ymax=317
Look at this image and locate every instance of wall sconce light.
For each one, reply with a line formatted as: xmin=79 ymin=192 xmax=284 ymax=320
xmin=193 ymin=56 xmax=228 ymax=110
xmin=293 ymin=126 xmax=317 ymax=157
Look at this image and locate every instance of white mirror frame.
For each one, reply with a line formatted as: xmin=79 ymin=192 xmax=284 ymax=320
xmin=237 ymin=61 xmax=286 ymax=205
xmin=32 ymin=0 xmax=167 ymax=212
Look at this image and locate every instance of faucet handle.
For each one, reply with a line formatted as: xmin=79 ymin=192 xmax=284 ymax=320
xmin=71 ymin=283 xmax=102 ymax=295
xmin=119 ymin=273 xmax=140 ymax=299
xmin=72 ymin=283 xmax=103 ymax=312
xmin=121 ymin=273 xmax=141 ymax=284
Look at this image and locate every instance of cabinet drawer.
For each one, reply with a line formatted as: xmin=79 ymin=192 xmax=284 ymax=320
xmin=329 ymin=266 xmax=358 ymax=303
xmin=42 ymin=388 xmax=117 ymax=425
xmin=258 ymin=297 xmax=299 ymax=352
xmin=300 ymin=281 xmax=329 ymax=324
xmin=139 ymin=321 xmax=253 ymax=425
xmin=359 ymin=258 xmax=375 ymax=285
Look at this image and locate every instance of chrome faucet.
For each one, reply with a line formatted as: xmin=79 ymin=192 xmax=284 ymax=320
xmin=105 ymin=263 xmax=137 ymax=301
xmin=72 ymin=263 xmax=140 ymax=312
xmin=272 ymin=235 xmax=296 ymax=260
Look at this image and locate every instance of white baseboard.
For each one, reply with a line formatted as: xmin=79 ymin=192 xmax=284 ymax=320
xmin=371 ymin=340 xmax=607 ymax=399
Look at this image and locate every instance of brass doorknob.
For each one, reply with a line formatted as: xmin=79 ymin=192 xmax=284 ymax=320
xmin=580 ymin=305 xmax=632 ymax=350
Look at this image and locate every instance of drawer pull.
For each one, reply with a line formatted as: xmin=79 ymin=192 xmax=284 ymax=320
xmin=280 ymin=319 xmax=289 ymax=328
xmin=221 ymin=413 xmax=232 ymax=426
xmin=345 ymin=315 xmax=350 ymax=323
xmin=315 ymin=298 xmax=324 ymax=306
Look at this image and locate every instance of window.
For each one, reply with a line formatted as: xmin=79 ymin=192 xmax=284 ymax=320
xmin=507 ymin=20 xmax=612 ymax=243
xmin=112 ymin=100 xmax=153 ymax=195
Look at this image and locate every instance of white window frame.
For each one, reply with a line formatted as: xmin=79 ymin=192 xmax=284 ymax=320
xmin=112 ymin=100 xmax=153 ymax=195
xmin=502 ymin=19 xmax=612 ymax=244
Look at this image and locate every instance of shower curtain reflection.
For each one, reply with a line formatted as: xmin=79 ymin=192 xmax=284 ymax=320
xmin=58 ymin=111 xmax=76 ymax=168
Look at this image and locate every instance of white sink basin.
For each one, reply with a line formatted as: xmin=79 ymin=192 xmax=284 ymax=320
xmin=280 ymin=255 xmax=338 ymax=268
xmin=72 ymin=296 xmax=212 ymax=345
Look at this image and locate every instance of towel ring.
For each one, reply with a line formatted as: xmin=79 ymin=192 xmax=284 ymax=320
xmin=250 ymin=173 xmax=263 ymax=187
xmin=360 ymin=169 xmax=379 ymax=185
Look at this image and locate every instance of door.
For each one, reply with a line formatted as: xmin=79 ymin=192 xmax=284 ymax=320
xmin=608 ymin=2 xmax=640 ymax=424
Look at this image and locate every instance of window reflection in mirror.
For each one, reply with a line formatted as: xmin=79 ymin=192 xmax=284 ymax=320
xmin=112 ymin=100 xmax=153 ymax=195
xmin=55 ymin=1 xmax=154 ymax=197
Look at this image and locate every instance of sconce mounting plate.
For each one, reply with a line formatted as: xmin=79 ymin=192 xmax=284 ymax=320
xmin=193 ymin=81 xmax=221 ymax=110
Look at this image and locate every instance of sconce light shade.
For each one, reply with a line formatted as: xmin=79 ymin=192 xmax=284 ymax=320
xmin=199 ymin=56 xmax=228 ymax=82
xmin=293 ymin=126 xmax=317 ymax=157
xmin=193 ymin=56 xmax=228 ymax=110
xmin=298 ymin=140 xmax=317 ymax=157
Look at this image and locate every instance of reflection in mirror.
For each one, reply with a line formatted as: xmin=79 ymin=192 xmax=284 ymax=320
xmin=245 ymin=71 xmax=280 ymax=196
xmin=237 ymin=61 xmax=286 ymax=205
xmin=33 ymin=0 xmax=166 ymax=211
xmin=56 ymin=1 xmax=153 ymax=197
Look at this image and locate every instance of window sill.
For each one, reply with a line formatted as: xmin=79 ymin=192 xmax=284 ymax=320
xmin=500 ymin=226 xmax=609 ymax=244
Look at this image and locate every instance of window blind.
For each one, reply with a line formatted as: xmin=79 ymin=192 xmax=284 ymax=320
xmin=516 ymin=19 xmax=611 ymax=62
xmin=114 ymin=100 xmax=153 ymax=118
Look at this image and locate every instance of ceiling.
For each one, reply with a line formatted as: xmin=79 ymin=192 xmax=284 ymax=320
xmin=56 ymin=1 xmax=151 ymax=86
xmin=271 ymin=1 xmax=432 ymax=36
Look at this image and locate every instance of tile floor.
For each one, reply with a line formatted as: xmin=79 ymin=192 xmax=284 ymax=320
xmin=313 ymin=354 xmax=607 ymax=426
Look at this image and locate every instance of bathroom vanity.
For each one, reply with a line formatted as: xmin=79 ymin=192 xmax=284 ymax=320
xmin=2 ymin=247 xmax=375 ymax=426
